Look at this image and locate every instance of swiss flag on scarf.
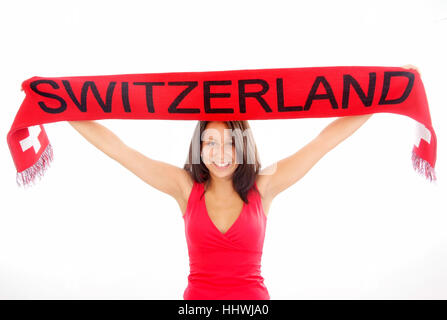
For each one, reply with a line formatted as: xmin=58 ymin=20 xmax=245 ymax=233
xmin=7 ymin=124 xmax=53 ymax=187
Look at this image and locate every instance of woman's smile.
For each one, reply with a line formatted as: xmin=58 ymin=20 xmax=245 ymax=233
xmin=212 ymin=161 xmax=232 ymax=170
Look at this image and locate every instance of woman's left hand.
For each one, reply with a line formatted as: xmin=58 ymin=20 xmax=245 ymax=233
xmin=401 ymin=64 xmax=421 ymax=75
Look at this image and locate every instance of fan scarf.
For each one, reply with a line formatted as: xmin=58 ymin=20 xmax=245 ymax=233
xmin=7 ymin=66 xmax=437 ymax=187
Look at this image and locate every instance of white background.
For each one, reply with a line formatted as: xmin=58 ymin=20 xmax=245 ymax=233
xmin=0 ymin=0 xmax=446 ymax=299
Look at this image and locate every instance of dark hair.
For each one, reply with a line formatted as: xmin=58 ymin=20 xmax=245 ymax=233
xmin=183 ymin=120 xmax=261 ymax=203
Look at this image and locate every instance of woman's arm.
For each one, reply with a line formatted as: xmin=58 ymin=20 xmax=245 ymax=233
xmin=257 ymin=114 xmax=372 ymax=201
xmin=316 ymin=114 xmax=373 ymax=153
xmin=258 ymin=64 xmax=422 ymax=201
xmin=68 ymin=120 xmax=192 ymax=202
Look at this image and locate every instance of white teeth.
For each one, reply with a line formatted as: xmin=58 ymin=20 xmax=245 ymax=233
xmin=214 ymin=161 xmax=230 ymax=167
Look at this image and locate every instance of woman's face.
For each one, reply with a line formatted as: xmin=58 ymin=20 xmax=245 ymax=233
xmin=201 ymin=122 xmax=238 ymax=179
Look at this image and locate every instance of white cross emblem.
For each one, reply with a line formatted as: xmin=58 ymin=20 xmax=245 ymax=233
xmin=414 ymin=122 xmax=431 ymax=148
xmin=19 ymin=125 xmax=42 ymax=153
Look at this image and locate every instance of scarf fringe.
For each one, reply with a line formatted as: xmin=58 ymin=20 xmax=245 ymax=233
xmin=411 ymin=149 xmax=437 ymax=183
xmin=16 ymin=143 xmax=54 ymax=188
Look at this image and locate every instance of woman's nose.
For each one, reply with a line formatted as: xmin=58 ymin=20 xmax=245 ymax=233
xmin=212 ymin=145 xmax=232 ymax=162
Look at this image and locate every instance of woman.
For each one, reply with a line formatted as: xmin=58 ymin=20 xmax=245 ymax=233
xmin=68 ymin=64 xmax=419 ymax=300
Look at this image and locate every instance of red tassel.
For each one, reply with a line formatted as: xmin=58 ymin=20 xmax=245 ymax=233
xmin=411 ymin=149 xmax=437 ymax=183
xmin=16 ymin=143 xmax=54 ymax=187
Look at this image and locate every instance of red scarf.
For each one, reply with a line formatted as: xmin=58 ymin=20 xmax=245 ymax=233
xmin=7 ymin=66 xmax=437 ymax=187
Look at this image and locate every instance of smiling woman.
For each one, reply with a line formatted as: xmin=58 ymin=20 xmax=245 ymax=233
xmin=181 ymin=121 xmax=270 ymax=299
xmin=183 ymin=120 xmax=262 ymax=203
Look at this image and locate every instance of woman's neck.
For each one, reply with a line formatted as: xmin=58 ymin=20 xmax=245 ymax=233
xmin=206 ymin=176 xmax=237 ymax=199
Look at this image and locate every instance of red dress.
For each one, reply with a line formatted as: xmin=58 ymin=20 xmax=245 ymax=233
xmin=182 ymin=180 xmax=270 ymax=300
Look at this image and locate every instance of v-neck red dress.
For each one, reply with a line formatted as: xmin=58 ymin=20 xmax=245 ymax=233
xmin=182 ymin=180 xmax=270 ymax=300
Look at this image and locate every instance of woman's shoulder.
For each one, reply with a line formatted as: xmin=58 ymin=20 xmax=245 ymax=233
xmin=254 ymin=175 xmax=272 ymax=217
xmin=177 ymin=171 xmax=196 ymax=217
xmin=254 ymin=174 xmax=269 ymax=199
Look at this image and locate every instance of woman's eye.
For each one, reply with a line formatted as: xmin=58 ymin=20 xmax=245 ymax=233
xmin=207 ymin=141 xmax=232 ymax=147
